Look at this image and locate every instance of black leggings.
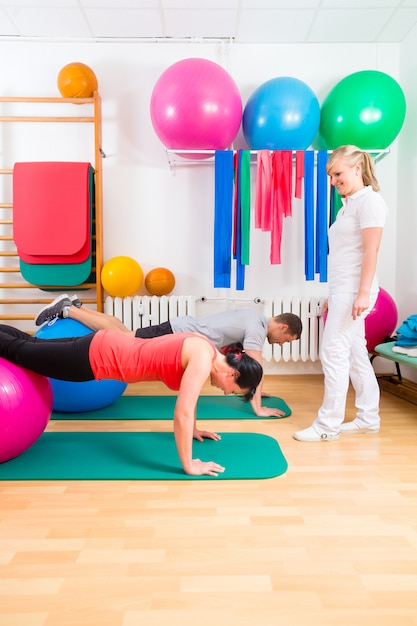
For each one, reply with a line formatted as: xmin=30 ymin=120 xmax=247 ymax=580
xmin=0 ymin=324 xmax=95 ymax=381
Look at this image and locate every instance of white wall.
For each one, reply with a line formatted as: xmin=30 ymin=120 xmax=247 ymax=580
xmin=0 ymin=38 xmax=406 ymax=375
xmin=397 ymin=26 xmax=417 ymax=383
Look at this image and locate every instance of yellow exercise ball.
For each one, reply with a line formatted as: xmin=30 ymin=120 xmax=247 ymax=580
xmin=57 ymin=62 xmax=98 ymax=98
xmin=145 ymin=267 xmax=176 ymax=296
xmin=101 ymin=256 xmax=144 ymax=298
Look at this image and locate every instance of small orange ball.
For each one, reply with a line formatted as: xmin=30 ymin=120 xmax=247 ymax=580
xmin=57 ymin=62 xmax=98 ymax=98
xmin=145 ymin=267 xmax=176 ymax=296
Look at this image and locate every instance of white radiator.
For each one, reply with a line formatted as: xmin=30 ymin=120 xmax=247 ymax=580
xmin=104 ymin=294 xmax=325 ymax=363
xmin=262 ymin=296 xmax=326 ymax=363
xmin=104 ymin=295 xmax=196 ymax=329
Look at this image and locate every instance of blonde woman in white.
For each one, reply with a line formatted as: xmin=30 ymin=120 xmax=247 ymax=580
xmin=294 ymin=145 xmax=388 ymax=442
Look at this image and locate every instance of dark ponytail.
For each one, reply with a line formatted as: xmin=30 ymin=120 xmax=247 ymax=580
xmin=221 ymin=342 xmax=263 ymax=401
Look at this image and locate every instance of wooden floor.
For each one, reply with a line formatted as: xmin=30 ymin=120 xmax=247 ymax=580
xmin=1 ymin=375 xmax=417 ymax=626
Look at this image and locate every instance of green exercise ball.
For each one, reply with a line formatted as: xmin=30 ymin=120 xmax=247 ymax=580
xmin=319 ymin=70 xmax=406 ymax=149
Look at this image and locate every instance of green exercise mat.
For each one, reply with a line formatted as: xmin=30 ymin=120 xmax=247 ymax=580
xmin=0 ymin=432 xmax=288 ymax=481
xmin=51 ymin=394 xmax=291 ymax=420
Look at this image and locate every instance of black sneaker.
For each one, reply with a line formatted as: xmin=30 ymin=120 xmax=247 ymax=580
xmin=35 ymin=294 xmax=73 ymax=326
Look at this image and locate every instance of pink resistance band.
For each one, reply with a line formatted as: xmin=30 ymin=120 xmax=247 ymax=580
xmin=295 ymin=150 xmax=304 ymax=198
xmin=232 ymin=151 xmax=239 ymax=257
xmin=270 ymin=150 xmax=293 ymax=264
xmin=255 ymin=150 xmax=272 ymax=231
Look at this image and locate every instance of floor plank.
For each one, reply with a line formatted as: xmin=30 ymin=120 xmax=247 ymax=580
xmin=1 ymin=375 xmax=417 ymax=626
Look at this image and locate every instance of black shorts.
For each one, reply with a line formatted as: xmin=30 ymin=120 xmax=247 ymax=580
xmin=134 ymin=320 xmax=173 ymax=339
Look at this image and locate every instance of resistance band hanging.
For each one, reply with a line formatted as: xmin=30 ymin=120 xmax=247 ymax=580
xmin=270 ymin=151 xmax=283 ymax=264
xmin=233 ymin=150 xmax=250 ymax=290
xmin=270 ymin=150 xmax=292 ymax=264
xmin=239 ymin=150 xmax=251 ymax=266
xmin=315 ymin=150 xmax=328 ymax=283
xmin=255 ymin=150 xmax=272 ymax=231
xmin=304 ymin=150 xmax=315 ymax=281
xmin=213 ymin=150 xmax=234 ymax=288
xmin=295 ymin=150 xmax=304 ymax=199
xmin=330 ymin=184 xmax=343 ymax=223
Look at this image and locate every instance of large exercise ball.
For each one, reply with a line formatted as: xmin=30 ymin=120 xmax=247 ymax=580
xmin=150 ymin=58 xmax=242 ymax=153
xmin=242 ymin=76 xmax=320 ymax=150
xmin=35 ymin=319 xmax=127 ymax=412
xmin=0 ymin=359 xmax=53 ymax=463
xmin=57 ymin=62 xmax=98 ymax=98
xmin=365 ymin=288 xmax=398 ymax=352
xmin=101 ymin=256 xmax=144 ymax=298
xmin=145 ymin=267 xmax=176 ymax=296
xmin=319 ymin=70 xmax=406 ymax=149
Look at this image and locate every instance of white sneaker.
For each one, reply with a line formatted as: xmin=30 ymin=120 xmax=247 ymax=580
xmin=340 ymin=421 xmax=379 ymax=434
xmin=293 ymin=425 xmax=340 ymax=442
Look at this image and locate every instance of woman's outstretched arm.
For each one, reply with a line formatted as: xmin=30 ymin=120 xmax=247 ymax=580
xmin=173 ymin=341 xmax=224 ymax=477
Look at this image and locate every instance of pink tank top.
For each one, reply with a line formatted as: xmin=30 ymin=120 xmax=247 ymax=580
xmin=89 ymin=330 xmax=217 ymax=390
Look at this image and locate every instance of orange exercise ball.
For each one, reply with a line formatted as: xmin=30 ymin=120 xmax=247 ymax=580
xmin=101 ymin=256 xmax=143 ymax=298
xmin=145 ymin=267 xmax=176 ymax=296
xmin=57 ymin=62 xmax=98 ymax=98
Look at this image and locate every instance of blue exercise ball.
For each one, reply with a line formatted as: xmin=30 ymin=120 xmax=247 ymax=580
xmin=242 ymin=76 xmax=321 ymax=150
xmin=35 ymin=318 xmax=127 ymax=412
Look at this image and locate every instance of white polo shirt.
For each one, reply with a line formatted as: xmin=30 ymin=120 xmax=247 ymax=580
xmin=328 ymin=185 xmax=388 ymax=295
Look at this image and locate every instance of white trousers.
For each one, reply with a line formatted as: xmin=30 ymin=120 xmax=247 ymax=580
xmin=313 ymin=291 xmax=380 ymax=434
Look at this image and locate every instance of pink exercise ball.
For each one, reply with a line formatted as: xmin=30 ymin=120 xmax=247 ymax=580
xmin=0 ymin=359 xmax=53 ymax=463
xmin=150 ymin=58 xmax=242 ymax=154
xmin=365 ymin=288 xmax=398 ymax=352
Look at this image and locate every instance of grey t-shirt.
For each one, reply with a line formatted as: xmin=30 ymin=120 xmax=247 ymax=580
xmin=170 ymin=309 xmax=268 ymax=351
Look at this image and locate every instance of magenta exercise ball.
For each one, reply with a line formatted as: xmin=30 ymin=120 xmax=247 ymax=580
xmin=0 ymin=359 xmax=53 ymax=463
xmin=150 ymin=58 xmax=242 ymax=154
xmin=35 ymin=318 xmax=127 ymax=412
xmin=365 ymin=288 xmax=398 ymax=352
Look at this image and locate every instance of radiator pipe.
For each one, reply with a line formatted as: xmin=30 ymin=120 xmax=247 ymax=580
xmin=199 ymin=297 xmax=263 ymax=304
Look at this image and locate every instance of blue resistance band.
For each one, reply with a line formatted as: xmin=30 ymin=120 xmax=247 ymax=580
xmin=234 ymin=150 xmax=245 ymax=290
xmin=315 ymin=150 xmax=328 ymax=283
xmin=213 ymin=150 xmax=234 ymax=288
xmin=304 ymin=150 xmax=315 ymax=281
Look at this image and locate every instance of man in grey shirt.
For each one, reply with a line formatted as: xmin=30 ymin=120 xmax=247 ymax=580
xmin=36 ymin=297 xmax=302 ymax=418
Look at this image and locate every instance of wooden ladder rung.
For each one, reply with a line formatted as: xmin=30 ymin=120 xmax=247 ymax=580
xmin=0 ymin=315 xmax=35 ymax=321
xmin=0 ymin=92 xmax=103 ymax=314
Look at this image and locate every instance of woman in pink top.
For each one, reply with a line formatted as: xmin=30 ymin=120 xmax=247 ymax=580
xmin=0 ymin=324 xmax=262 ymax=477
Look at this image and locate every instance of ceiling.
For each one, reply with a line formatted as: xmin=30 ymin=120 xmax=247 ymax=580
xmin=0 ymin=0 xmax=417 ymax=44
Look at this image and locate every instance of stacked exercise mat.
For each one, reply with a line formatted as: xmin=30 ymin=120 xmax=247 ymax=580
xmin=13 ymin=162 xmax=95 ymax=287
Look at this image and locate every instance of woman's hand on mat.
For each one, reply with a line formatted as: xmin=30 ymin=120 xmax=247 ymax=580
xmin=189 ymin=458 xmax=225 ymax=477
xmin=256 ymin=406 xmax=286 ymax=418
xmin=193 ymin=428 xmax=221 ymax=442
